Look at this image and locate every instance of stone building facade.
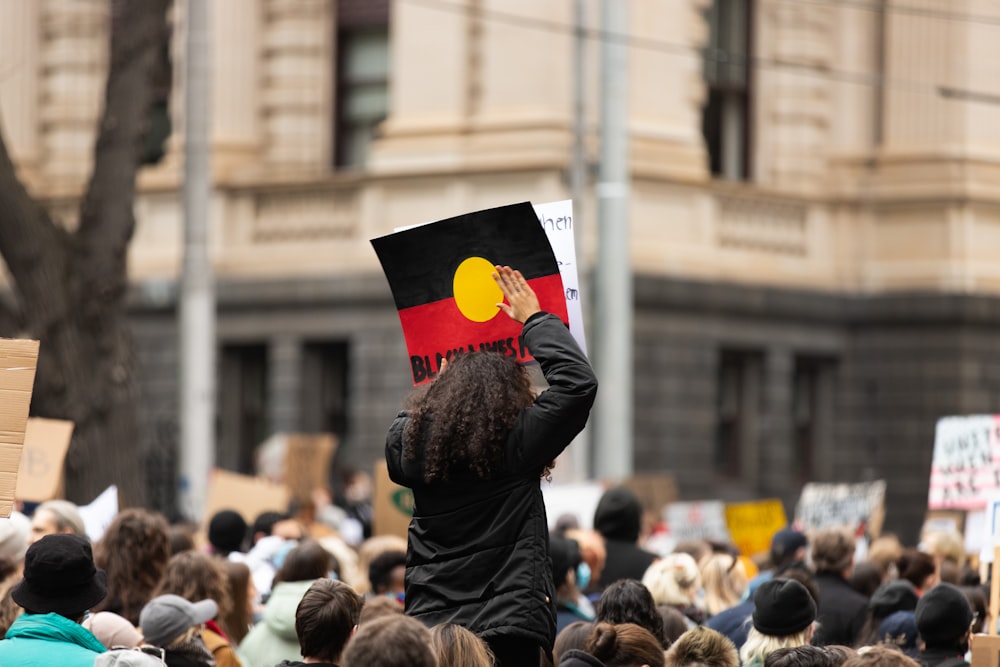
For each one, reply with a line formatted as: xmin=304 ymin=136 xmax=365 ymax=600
xmin=2 ymin=0 xmax=1000 ymax=539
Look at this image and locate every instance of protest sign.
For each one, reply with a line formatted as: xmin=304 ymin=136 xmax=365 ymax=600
xmin=623 ymin=473 xmax=679 ymax=516
xmin=532 ymin=200 xmax=586 ymax=354
xmin=664 ymin=501 xmax=731 ymax=544
xmin=0 ymin=339 xmax=39 ymax=518
xmin=929 ymin=415 xmax=1000 ymax=510
xmin=284 ymin=433 xmax=337 ymax=503
xmin=16 ymin=418 xmax=73 ymax=503
xmin=373 ymin=460 xmax=413 ymax=539
xmin=204 ymin=469 xmax=290 ymax=526
xmin=795 ymin=480 xmax=886 ymax=536
xmin=78 ymin=485 xmax=119 ymax=543
xmin=372 ymin=202 xmax=569 ymax=385
xmin=541 ymin=482 xmax=605 ymax=531
xmin=724 ymin=499 xmax=788 ymax=557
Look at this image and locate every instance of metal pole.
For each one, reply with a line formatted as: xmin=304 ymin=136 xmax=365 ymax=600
xmin=570 ymin=0 xmax=591 ymax=482
xmin=179 ymin=0 xmax=215 ymax=520
xmin=594 ymin=0 xmax=633 ymax=480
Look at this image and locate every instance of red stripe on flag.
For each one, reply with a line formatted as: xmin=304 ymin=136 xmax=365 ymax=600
xmin=398 ymin=273 xmax=568 ymax=385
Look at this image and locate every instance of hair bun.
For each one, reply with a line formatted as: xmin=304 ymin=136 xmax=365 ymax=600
xmin=587 ymin=622 xmax=619 ymax=661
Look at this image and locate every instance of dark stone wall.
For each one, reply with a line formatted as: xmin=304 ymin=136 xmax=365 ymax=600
xmin=128 ymin=274 xmax=1000 ymax=542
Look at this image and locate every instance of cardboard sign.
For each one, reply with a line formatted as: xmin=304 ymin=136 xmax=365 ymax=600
xmin=204 ymin=469 xmax=290 ymax=526
xmin=971 ymin=632 xmax=1000 ymax=661
xmin=929 ymin=415 xmax=1000 ymax=510
xmin=372 ymin=202 xmax=569 ymax=385
xmin=284 ymin=434 xmax=337 ymax=503
xmin=16 ymin=417 xmax=73 ymax=503
xmin=795 ymin=480 xmax=886 ymax=536
xmin=373 ymin=460 xmax=413 ymax=539
xmin=725 ymin=499 xmax=788 ymax=557
xmin=532 ymin=200 xmax=587 ymax=354
xmin=664 ymin=501 xmax=731 ymax=544
xmin=623 ymin=473 xmax=679 ymax=516
xmin=0 ymin=339 xmax=40 ymax=518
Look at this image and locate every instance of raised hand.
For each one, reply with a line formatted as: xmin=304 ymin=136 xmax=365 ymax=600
xmin=493 ymin=265 xmax=541 ymax=324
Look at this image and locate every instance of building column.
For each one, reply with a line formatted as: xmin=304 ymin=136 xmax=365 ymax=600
xmin=759 ymin=348 xmax=794 ymax=500
xmin=0 ymin=1 xmax=41 ymax=183
xmin=269 ymin=335 xmax=302 ymax=434
xmin=212 ymin=0 xmax=261 ymax=175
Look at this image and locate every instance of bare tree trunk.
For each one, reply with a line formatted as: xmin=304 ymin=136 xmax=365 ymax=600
xmin=0 ymin=0 xmax=172 ymax=506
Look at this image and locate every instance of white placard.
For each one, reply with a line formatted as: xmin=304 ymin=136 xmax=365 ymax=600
xmin=664 ymin=501 xmax=731 ymax=544
xmin=532 ymin=200 xmax=587 ymax=355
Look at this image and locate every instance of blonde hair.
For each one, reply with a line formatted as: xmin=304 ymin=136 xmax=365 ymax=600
xmin=643 ymin=553 xmax=702 ymax=606
xmin=430 ymin=623 xmax=494 ymax=667
xmin=700 ymin=553 xmax=747 ymax=617
xmin=739 ymin=626 xmax=813 ymax=667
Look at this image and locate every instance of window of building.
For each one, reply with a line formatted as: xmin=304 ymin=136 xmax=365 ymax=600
xmin=714 ymin=350 xmax=761 ymax=478
xmin=334 ymin=0 xmax=390 ymax=169
xmin=218 ymin=344 xmax=269 ymax=475
xmin=300 ymin=341 xmax=350 ymax=445
xmin=702 ymin=0 xmax=752 ymax=180
xmin=792 ymin=356 xmax=836 ymax=484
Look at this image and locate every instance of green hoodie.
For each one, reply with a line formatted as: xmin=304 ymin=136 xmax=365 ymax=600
xmin=0 ymin=612 xmax=106 ymax=667
xmin=238 ymin=579 xmax=317 ymax=667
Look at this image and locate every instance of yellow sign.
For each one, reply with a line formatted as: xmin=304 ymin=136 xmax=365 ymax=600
xmin=724 ymin=499 xmax=788 ymax=558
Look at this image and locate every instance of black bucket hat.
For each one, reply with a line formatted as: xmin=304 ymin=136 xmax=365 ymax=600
xmin=12 ymin=533 xmax=107 ymax=618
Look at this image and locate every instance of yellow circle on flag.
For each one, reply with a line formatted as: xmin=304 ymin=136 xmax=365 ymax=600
xmin=453 ymin=257 xmax=502 ymax=322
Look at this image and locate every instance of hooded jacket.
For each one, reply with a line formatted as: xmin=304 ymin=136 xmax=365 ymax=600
xmin=593 ymin=488 xmax=658 ymax=588
xmin=559 ymin=649 xmax=607 ymax=667
xmin=237 ymin=579 xmax=315 ymax=667
xmin=386 ymin=313 xmax=598 ymax=651
xmin=0 ymin=612 xmax=107 ymax=667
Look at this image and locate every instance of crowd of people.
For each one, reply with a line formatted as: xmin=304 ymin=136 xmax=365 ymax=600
xmin=0 ymin=266 xmax=982 ymax=666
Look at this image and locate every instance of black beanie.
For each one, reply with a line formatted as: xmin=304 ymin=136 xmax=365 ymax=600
xmin=869 ymin=580 xmax=919 ymax=619
xmin=915 ymin=583 xmax=973 ymax=648
xmin=208 ymin=510 xmax=247 ymax=554
xmin=752 ymin=578 xmax=817 ymax=636
xmin=593 ymin=487 xmax=642 ymax=542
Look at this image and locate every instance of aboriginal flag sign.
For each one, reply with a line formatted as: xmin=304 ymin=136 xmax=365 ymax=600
xmin=371 ymin=202 xmax=569 ymax=385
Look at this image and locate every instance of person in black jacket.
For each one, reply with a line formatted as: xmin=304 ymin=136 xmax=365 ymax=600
xmin=593 ymin=487 xmax=658 ymax=590
xmin=385 ymin=265 xmax=598 ymax=667
xmin=810 ymin=528 xmax=869 ymax=647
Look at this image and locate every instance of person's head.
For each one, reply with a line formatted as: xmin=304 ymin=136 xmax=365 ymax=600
xmin=897 ymin=550 xmax=937 ymax=593
xmin=207 ymin=510 xmax=247 ymax=556
xmin=594 ymin=487 xmax=644 ymax=543
xmin=273 ymin=539 xmax=337 ymax=585
xmin=153 ymin=550 xmax=228 ymax=633
xmin=167 ymin=523 xmax=195 ymax=556
xmin=251 ymin=511 xmax=287 ymax=545
xmin=665 ymin=626 xmax=739 ymax=667
xmin=915 ymin=583 xmax=974 ymax=652
xmin=294 ymin=578 xmax=363 ymax=663
xmin=597 ymin=579 xmax=669 ymax=649
xmin=700 ymin=552 xmax=748 ymax=617
xmin=341 ymin=613 xmax=438 ymax=667
xmin=643 ymin=553 xmax=702 ymax=607
xmin=566 ymin=528 xmax=607 ymax=590
xmin=824 ymin=646 xmax=857 ymax=666
xmin=763 ymin=646 xmax=833 ymax=667
xmin=555 ymin=621 xmax=595 ymax=659
xmin=82 ymin=611 xmax=144 ymax=649
xmin=923 ymin=531 xmax=965 ymax=569
xmin=368 ymin=549 xmax=407 ymax=597
xmin=12 ymin=533 xmax=107 ymax=620
xmin=858 ymin=580 xmax=919 ymax=647
xmin=359 ymin=595 xmax=404 ymax=623
xmin=866 ymin=535 xmax=903 ymax=581
xmin=93 ymin=508 xmax=171 ymax=625
xmin=877 ymin=611 xmax=919 ymax=658
xmin=0 ymin=512 xmax=31 ymax=563
xmin=139 ymin=594 xmax=217 ymax=649
xmin=586 ymin=622 xmax=666 ymax=667
xmin=811 ymin=528 xmax=855 ymax=577
xmin=842 ymin=646 xmax=920 ymax=667
xmin=658 ymin=605 xmax=692 ymax=644
xmin=30 ymin=500 xmax=86 ymax=544
xmin=849 ymin=561 xmax=884 ymax=598
xmin=770 ymin=529 xmax=808 ymax=570
xmin=742 ymin=579 xmax=817 ymax=666
xmin=430 ymin=623 xmax=494 ymax=667
xmin=551 ymin=534 xmax=584 ymax=600
xmin=403 ymin=350 xmax=534 ymax=484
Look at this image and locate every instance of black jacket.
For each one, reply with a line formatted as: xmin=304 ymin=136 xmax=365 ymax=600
xmin=811 ymin=571 xmax=869 ymax=646
xmin=559 ymin=650 xmax=607 ymax=667
xmin=593 ymin=487 xmax=657 ymax=588
xmin=386 ymin=313 xmax=598 ymax=651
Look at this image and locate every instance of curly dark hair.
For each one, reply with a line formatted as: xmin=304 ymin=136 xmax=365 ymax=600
xmin=93 ymin=508 xmax=171 ymax=625
xmin=403 ymin=350 xmax=535 ymax=483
